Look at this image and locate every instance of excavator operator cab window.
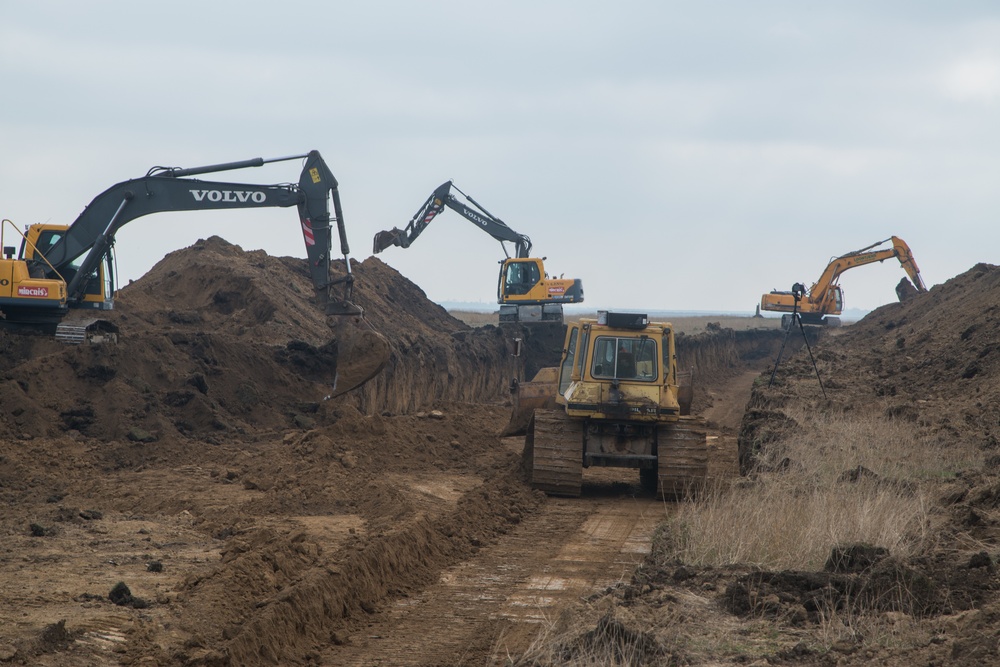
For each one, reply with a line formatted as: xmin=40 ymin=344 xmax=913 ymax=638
xmin=37 ymin=229 xmax=62 ymax=258
xmin=504 ymin=262 xmax=540 ymax=296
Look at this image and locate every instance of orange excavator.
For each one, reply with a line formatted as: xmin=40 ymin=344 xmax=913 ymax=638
xmin=760 ymin=236 xmax=926 ymax=328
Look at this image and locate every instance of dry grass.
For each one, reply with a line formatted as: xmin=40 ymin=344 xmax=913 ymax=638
xmin=665 ymin=406 xmax=981 ymax=571
xmin=668 ymin=478 xmax=931 ymax=570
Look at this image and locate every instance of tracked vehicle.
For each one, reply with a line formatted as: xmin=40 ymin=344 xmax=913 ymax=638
xmin=514 ymin=312 xmax=706 ymax=498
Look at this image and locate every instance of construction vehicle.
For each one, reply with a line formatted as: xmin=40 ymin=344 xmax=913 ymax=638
xmin=760 ymin=236 xmax=927 ymax=328
xmin=0 ymin=150 xmax=389 ymax=394
xmin=511 ymin=311 xmax=705 ymax=498
xmin=372 ymin=181 xmax=583 ymax=323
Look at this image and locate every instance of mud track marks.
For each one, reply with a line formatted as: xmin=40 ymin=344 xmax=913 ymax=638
xmin=326 ymin=494 xmax=665 ymax=666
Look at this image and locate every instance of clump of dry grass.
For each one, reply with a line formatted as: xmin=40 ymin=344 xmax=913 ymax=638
xmin=504 ymin=606 xmax=684 ymax=667
xmin=668 ymin=478 xmax=930 ymax=570
xmin=665 ymin=406 xmax=981 ymax=571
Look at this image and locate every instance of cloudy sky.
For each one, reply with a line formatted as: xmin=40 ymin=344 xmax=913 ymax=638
xmin=2 ymin=2 xmax=998 ymax=315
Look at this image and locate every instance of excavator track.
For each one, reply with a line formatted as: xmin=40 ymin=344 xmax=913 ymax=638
xmin=657 ymin=420 xmax=708 ymax=500
xmin=528 ymin=409 xmax=584 ymax=497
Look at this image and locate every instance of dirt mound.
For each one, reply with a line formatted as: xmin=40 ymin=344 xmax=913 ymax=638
xmin=0 ymin=237 xmax=522 ymax=444
xmin=831 ymin=262 xmax=1000 ymax=412
xmin=740 ymin=262 xmax=1000 ymax=459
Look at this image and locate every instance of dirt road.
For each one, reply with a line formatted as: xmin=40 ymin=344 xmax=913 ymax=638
xmin=319 ymin=368 xmax=762 ymax=666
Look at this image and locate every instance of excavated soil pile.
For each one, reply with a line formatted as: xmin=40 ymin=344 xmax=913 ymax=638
xmin=0 ymin=236 xmax=519 ymax=445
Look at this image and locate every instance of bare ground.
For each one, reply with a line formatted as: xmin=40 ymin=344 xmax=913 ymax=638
xmin=48 ymin=232 xmax=1000 ymax=667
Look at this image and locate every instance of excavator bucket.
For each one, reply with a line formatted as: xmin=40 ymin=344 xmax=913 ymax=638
xmin=373 ymin=228 xmax=405 ymax=254
xmin=895 ymin=277 xmax=919 ymax=302
xmin=325 ymin=315 xmax=391 ymax=399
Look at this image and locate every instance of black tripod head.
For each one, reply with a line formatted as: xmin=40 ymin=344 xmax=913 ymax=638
xmin=791 ymin=282 xmax=806 ymax=303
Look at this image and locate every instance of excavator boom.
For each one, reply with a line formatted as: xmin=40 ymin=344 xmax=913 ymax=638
xmin=373 ymin=181 xmax=532 ymax=258
xmin=36 ymin=151 xmax=359 ymax=316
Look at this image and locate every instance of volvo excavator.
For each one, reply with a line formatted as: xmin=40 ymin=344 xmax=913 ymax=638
xmin=0 ymin=150 xmax=389 ymax=396
xmin=372 ymin=181 xmax=583 ymax=323
xmin=760 ymin=236 xmax=927 ymax=328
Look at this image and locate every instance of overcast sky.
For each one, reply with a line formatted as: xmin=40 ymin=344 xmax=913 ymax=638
xmin=2 ymin=2 xmax=998 ymax=314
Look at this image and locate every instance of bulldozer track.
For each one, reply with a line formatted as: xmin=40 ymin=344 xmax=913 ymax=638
xmin=529 ymin=409 xmax=585 ymax=497
xmin=657 ymin=421 xmax=708 ymax=499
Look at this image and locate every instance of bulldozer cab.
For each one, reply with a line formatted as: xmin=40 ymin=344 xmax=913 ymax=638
xmin=551 ymin=312 xmax=685 ymax=419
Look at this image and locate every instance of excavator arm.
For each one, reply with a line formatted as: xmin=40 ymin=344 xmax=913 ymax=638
xmin=373 ymin=181 xmax=533 ymax=258
xmin=35 ymin=151 xmax=360 ymax=316
xmin=805 ymin=235 xmax=926 ymax=304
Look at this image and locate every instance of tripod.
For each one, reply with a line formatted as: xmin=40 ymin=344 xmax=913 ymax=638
xmin=768 ymin=283 xmax=827 ymax=398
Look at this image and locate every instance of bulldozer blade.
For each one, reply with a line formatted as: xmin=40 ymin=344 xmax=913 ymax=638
xmin=326 ymin=317 xmax=391 ymax=399
xmin=502 ymin=367 xmax=560 ymax=436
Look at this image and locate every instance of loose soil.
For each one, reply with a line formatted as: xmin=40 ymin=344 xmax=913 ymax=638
xmin=8 ymin=233 xmax=986 ymax=667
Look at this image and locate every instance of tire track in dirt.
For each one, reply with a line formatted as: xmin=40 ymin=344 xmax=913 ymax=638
xmin=325 ymin=490 xmax=665 ymax=666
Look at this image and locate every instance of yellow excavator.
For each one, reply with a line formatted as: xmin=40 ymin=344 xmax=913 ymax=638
xmin=760 ymin=236 xmax=927 ymax=328
xmin=373 ymin=181 xmax=583 ymax=323
xmin=0 ymin=150 xmax=389 ymax=396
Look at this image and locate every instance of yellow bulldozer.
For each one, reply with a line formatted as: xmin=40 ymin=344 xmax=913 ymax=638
xmin=509 ymin=311 xmax=705 ymax=498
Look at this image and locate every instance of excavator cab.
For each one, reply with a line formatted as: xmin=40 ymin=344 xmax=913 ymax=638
xmin=501 ymin=259 xmax=541 ymax=296
xmin=22 ymin=225 xmax=114 ymax=310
